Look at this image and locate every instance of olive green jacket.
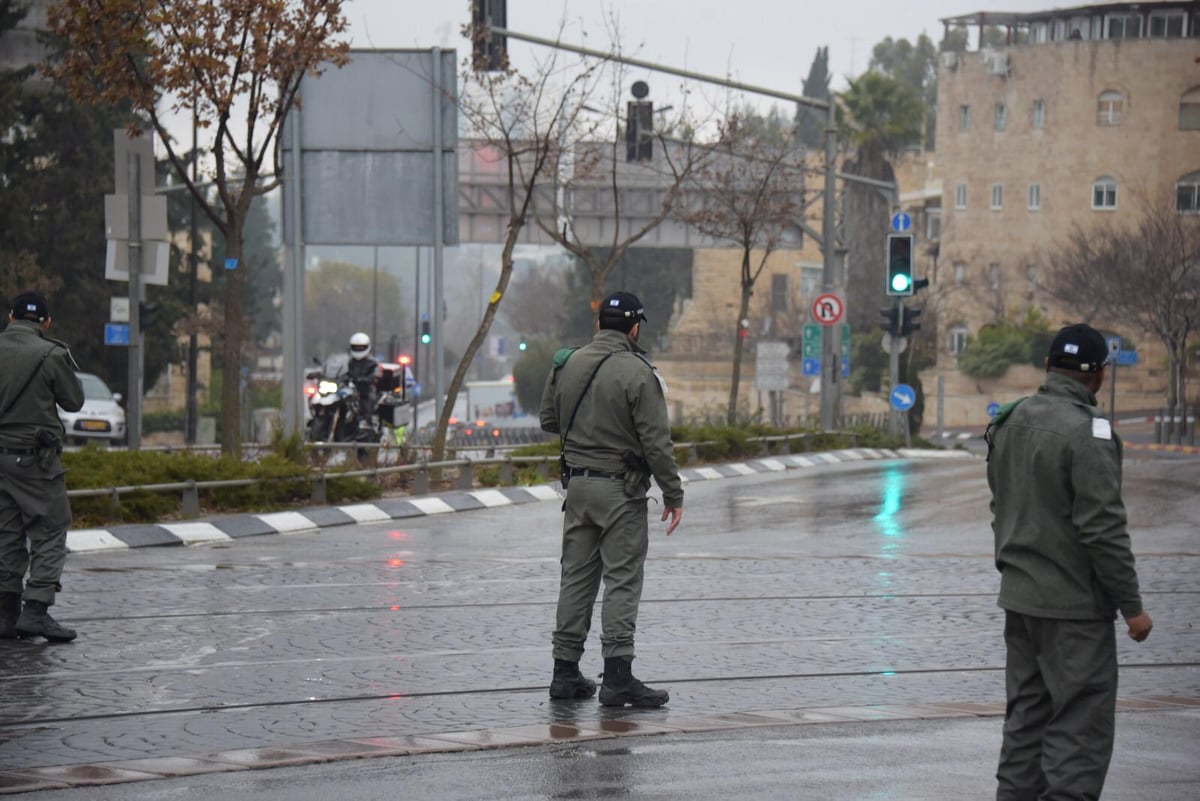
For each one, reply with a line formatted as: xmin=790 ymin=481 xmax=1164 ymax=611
xmin=539 ymin=329 xmax=683 ymax=508
xmin=0 ymin=320 xmax=84 ymax=448
xmin=987 ymin=372 xmax=1142 ymax=621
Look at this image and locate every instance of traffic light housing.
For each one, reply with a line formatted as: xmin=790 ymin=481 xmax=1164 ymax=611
xmin=138 ymin=301 xmax=159 ymax=331
xmin=420 ymin=320 xmax=431 ymax=345
xmin=879 ymin=306 xmax=901 ymax=336
xmin=886 ymin=234 xmax=914 ymax=296
xmin=900 ymin=307 xmax=922 ymax=337
xmin=471 ymin=0 xmax=507 ymax=71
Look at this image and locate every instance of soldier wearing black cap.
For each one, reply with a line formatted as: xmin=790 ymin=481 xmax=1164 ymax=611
xmin=985 ymin=322 xmax=1153 ymax=800
xmin=539 ymin=291 xmax=683 ymax=707
xmin=0 ymin=291 xmax=84 ymax=643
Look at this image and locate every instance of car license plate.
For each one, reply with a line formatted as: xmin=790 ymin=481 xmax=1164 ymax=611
xmin=79 ymin=420 xmax=110 ymax=431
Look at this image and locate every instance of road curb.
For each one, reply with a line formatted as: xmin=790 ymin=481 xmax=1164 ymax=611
xmin=65 ymin=447 xmax=975 ymax=554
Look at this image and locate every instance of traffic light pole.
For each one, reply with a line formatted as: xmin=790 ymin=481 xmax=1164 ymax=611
xmin=486 ymin=24 xmax=847 ymax=429
xmin=126 ymin=151 xmax=144 ymax=451
xmin=889 ymin=300 xmax=904 ymax=439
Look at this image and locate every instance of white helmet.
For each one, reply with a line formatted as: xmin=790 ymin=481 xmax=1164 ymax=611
xmin=349 ymin=331 xmax=371 ymax=360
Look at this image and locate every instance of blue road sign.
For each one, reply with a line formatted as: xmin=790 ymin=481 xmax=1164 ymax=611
xmin=890 ymin=212 xmax=912 ymax=233
xmin=987 ymin=402 xmax=1001 ymax=417
xmin=1116 ymin=350 xmax=1138 ymax=366
xmin=104 ymin=323 xmax=130 ymax=346
xmin=842 ymin=355 xmax=850 ymax=378
xmin=890 ymin=383 xmax=916 ymax=411
xmin=802 ymin=358 xmax=821 ymax=376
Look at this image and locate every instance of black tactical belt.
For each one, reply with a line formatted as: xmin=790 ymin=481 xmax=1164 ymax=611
xmin=568 ymin=467 xmax=626 ymax=480
xmin=0 ymin=447 xmax=36 ymax=456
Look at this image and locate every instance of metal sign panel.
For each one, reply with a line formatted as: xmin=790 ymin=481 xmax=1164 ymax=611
xmin=282 ymin=49 xmax=458 ymax=246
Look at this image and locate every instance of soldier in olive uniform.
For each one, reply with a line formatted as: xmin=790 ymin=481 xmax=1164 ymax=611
xmin=986 ymin=323 xmax=1153 ymax=801
xmin=0 ymin=292 xmax=85 ymax=643
xmin=540 ymin=291 xmax=683 ymax=707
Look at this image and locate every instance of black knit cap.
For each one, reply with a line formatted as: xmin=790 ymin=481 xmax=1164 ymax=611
xmin=10 ymin=291 xmax=49 ymax=323
xmin=1047 ymin=323 xmax=1110 ymax=373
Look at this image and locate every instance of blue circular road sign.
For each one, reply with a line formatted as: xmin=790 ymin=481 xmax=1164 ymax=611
xmin=890 ymin=212 xmax=912 ymax=232
xmin=890 ymin=384 xmax=916 ymax=411
xmin=987 ymin=402 xmax=1001 ymax=417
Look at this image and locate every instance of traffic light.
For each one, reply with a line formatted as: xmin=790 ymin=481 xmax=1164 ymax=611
xmin=420 ymin=320 xmax=431 ymax=345
xmin=886 ymin=234 xmax=915 ymax=296
xmin=900 ymin=307 xmax=922 ymax=337
xmin=879 ymin=306 xmax=902 ymax=336
xmin=626 ymin=81 xmax=653 ymax=162
xmin=471 ymin=0 xmax=507 ymax=71
xmin=138 ymin=301 xmax=158 ymax=331
xmin=518 ymin=338 xmax=527 ymax=352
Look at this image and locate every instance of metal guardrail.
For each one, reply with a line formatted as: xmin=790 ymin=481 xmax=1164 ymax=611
xmin=66 ymin=431 xmax=862 ymax=522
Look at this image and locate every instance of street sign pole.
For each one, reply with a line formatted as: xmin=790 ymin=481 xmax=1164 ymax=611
xmin=126 ymin=149 xmax=144 ymax=451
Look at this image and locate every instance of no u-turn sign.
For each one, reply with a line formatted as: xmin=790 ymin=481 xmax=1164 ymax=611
xmin=811 ymin=293 xmax=844 ymax=326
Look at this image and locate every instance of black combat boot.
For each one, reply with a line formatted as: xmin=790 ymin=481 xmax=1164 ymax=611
xmin=0 ymin=593 xmax=20 ymax=639
xmin=549 ymin=658 xmax=597 ymax=700
xmin=15 ymin=600 xmax=77 ymax=643
xmin=598 ymin=656 xmax=669 ymax=708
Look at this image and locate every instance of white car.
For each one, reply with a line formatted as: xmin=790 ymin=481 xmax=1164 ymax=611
xmin=59 ymin=372 xmax=126 ymax=446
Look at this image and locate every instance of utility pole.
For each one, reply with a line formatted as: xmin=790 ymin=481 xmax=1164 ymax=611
xmin=126 ymin=149 xmax=143 ymax=450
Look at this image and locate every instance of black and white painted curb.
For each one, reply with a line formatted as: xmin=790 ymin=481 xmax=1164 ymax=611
xmin=66 ymin=447 xmax=974 ymax=553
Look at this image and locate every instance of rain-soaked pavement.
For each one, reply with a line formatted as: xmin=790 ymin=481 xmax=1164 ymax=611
xmin=1 ymin=450 xmax=1197 ymax=797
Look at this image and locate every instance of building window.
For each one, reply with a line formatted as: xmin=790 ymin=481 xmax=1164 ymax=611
xmin=959 ymin=105 xmax=970 ymax=132
xmin=954 ymin=262 xmax=966 ymax=286
xmin=948 ymin=325 xmax=968 ymax=356
xmin=1105 ymin=13 xmax=1141 ymax=39
xmin=926 ymin=209 xmax=941 ymax=241
xmin=1092 ymin=177 xmax=1118 ymax=210
xmin=1177 ymin=172 xmax=1200 ymax=213
xmin=1030 ymin=23 xmax=1048 ymax=43
xmin=1032 ymin=99 xmax=1045 ymax=129
xmin=955 ymin=183 xmax=967 ymax=209
xmin=994 ymin=103 xmax=1007 ymax=131
xmin=988 ymin=263 xmax=1001 ymax=290
xmin=1026 ymin=264 xmax=1039 ymax=295
xmin=1149 ymin=11 xmax=1186 ymax=38
xmin=770 ymin=273 xmax=788 ymax=313
xmin=1097 ymin=91 xmax=1125 ymax=126
xmin=1028 ymin=184 xmax=1041 ymax=210
xmin=799 ymin=265 xmax=822 ymax=298
xmin=1181 ymin=87 xmax=1200 ymax=129
xmin=991 ymin=184 xmax=1004 ymax=210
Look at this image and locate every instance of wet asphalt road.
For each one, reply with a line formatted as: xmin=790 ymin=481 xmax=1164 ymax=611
xmin=1 ymin=450 xmax=1197 ymax=797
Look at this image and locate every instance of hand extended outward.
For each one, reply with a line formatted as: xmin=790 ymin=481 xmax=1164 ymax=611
xmin=661 ymin=506 xmax=682 ymax=536
xmin=1124 ymin=611 xmax=1153 ymax=642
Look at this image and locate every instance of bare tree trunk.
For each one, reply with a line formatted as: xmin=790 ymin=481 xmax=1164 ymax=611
xmin=727 ymin=270 xmax=752 ymax=426
xmin=220 ymin=228 xmax=244 ymax=456
xmin=430 ymin=246 xmax=517 ymax=464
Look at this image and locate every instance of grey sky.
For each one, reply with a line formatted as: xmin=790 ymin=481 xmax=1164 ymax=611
xmin=344 ymin=0 xmax=1043 ymax=95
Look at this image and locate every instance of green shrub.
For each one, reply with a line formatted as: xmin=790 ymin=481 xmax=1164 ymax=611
xmin=143 ymin=411 xmax=186 ymax=434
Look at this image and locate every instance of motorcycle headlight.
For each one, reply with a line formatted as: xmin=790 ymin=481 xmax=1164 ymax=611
xmin=318 ymin=380 xmax=339 ymax=394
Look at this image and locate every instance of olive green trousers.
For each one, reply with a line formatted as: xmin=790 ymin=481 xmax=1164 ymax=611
xmin=552 ymin=475 xmax=649 ymax=662
xmin=0 ymin=453 xmax=71 ymax=605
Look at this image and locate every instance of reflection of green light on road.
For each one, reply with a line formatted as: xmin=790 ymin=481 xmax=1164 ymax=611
xmin=873 ymin=464 xmax=906 ymax=538
xmin=880 ymin=671 xmax=897 ymax=676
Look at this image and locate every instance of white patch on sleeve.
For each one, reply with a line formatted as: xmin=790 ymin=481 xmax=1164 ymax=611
xmin=654 ymin=369 xmax=668 ymax=395
xmin=1092 ymin=418 xmax=1112 ymax=440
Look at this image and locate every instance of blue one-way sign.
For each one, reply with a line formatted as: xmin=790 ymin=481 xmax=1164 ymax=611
xmin=890 ymin=212 xmax=912 ymax=233
xmin=890 ymin=383 xmax=916 ymax=411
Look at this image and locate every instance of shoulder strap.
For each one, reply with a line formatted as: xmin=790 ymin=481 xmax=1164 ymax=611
xmin=561 ymin=352 xmax=615 ymax=445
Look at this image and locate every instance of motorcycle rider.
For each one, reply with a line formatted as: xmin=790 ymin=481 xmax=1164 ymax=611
xmin=347 ymin=332 xmax=379 ymax=431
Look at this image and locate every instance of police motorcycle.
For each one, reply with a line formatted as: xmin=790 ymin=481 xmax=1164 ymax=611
xmin=304 ymin=353 xmax=368 ymax=444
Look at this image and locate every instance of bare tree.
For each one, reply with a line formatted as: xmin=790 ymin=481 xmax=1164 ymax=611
xmin=46 ymin=0 xmax=349 ymax=455
xmin=1046 ymin=195 xmax=1200 ymax=409
xmin=500 ymin=264 xmax=568 ymax=339
xmin=679 ymin=115 xmax=810 ymax=425
xmin=440 ymin=26 xmax=608 ymax=462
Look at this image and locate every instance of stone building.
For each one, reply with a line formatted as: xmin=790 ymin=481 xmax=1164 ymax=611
xmin=928 ymin=1 xmax=1199 ymax=426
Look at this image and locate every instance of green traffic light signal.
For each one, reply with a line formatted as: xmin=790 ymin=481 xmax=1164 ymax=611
xmin=886 ymin=233 xmax=914 ymax=297
xmin=420 ymin=320 xmax=431 ymax=345
xmin=518 ymin=339 xmax=527 ymax=352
